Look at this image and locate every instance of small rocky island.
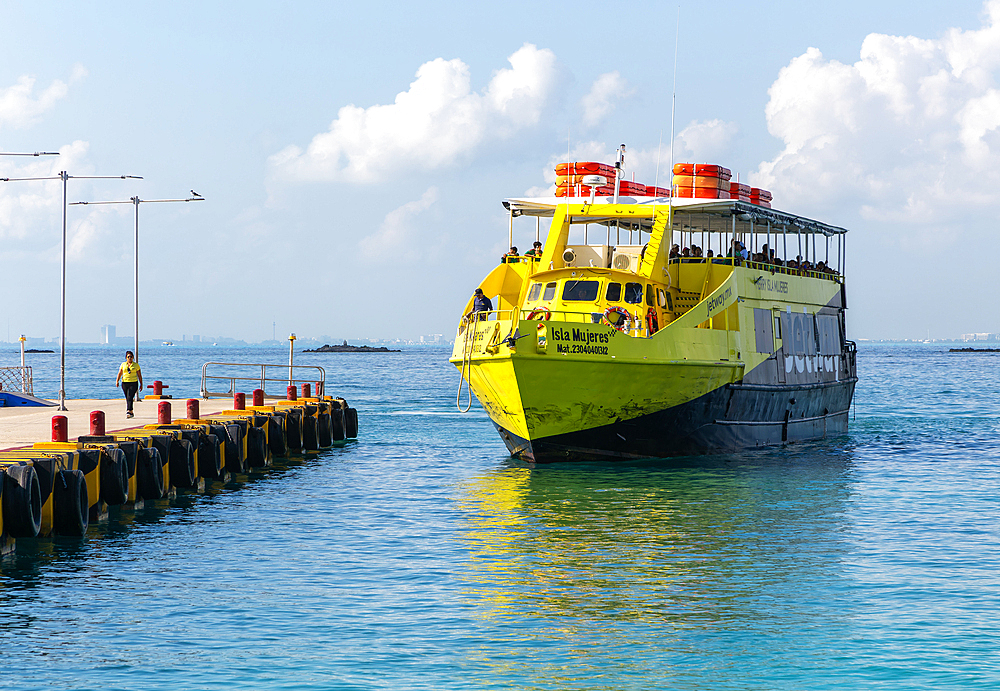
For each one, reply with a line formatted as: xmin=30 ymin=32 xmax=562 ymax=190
xmin=304 ymin=341 xmax=401 ymax=353
xmin=949 ymin=347 xmax=1000 ymax=353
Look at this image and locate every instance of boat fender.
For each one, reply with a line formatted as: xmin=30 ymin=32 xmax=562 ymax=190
xmin=527 ymin=307 xmax=551 ymax=321
xmin=246 ymin=425 xmax=268 ymax=467
xmin=2 ymin=464 xmax=42 ymax=538
xmin=199 ymin=433 xmax=223 ymax=479
xmin=330 ymin=407 xmax=346 ymax=442
xmin=646 ymin=307 xmax=659 ymax=335
xmin=100 ymin=448 xmax=129 ymax=505
xmin=345 ymin=408 xmax=359 ymax=439
xmin=602 ymin=306 xmax=632 ymax=332
xmin=169 ymin=438 xmax=197 ymax=489
xmin=53 ymin=469 xmax=88 ymax=536
xmin=137 ymin=446 xmax=165 ymax=500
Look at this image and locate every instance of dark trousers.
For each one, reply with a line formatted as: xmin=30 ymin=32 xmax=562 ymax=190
xmin=122 ymin=381 xmax=139 ymax=412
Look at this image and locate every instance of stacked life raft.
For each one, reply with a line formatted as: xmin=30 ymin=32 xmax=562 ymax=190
xmin=0 ymin=393 xmax=358 ymax=554
xmin=551 ymin=160 xmax=771 ymax=207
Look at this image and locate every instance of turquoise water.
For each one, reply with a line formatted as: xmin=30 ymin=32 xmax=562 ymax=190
xmin=2 ymin=344 xmax=1000 ymax=689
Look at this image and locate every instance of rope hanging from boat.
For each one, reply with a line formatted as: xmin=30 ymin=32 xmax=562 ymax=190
xmin=456 ymin=316 xmax=475 ymax=412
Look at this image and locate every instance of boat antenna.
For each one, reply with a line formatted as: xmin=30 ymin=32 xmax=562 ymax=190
xmin=668 ymin=6 xmax=680 ymax=243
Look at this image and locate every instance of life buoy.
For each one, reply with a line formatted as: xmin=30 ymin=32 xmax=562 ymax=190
xmin=556 ymin=161 xmax=616 ymax=178
xmin=527 ymin=306 xmax=551 ymax=320
xmin=602 ymin=306 xmax=632 ymax=331
xmin=646 ymin=307 xmax=659 ymax=335
xmin=672 ymin=163 xmax=732 ymax=180
xmin=673 ymin=175 xmax=727 ymax=190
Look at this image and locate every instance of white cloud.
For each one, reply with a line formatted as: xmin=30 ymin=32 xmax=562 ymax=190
xmin=753 ymin=0 xmax=1000 ymax=227
xmin=0 ymin=140 xmax=91 ymax=243
xmin=271 ymin=44 xmax=560 ymax=184
xmin=359 ymin=187 xmax=439 ymax=260
xmin=672 ymin=119 xmax=740 ymax=163
xmin=0 ymin=73 xmax=76 ymax=131
xmin=580 ymin=71 xmax=632 ymax=128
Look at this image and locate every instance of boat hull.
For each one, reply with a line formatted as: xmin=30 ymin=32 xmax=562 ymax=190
xmin=493 ymin=374 xmax=856 ymax=461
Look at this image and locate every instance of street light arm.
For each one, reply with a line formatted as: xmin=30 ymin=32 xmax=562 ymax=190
xmin=0 ymin=151 xmax=59 ymax=156
xmin=68 ymin=175 xmax=143 ymax=180
xmin=71 ymin=197 xmax=206 ymax=205
xmin=0 ymin=176 xmax=62 ymax=182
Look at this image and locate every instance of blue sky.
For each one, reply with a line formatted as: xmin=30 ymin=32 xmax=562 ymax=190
xmin=0 ymin=0 xmax=994 ymax=342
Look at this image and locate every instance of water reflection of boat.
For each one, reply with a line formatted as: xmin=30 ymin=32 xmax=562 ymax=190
xmin=456 ymin=450 xmax=854 ymax=630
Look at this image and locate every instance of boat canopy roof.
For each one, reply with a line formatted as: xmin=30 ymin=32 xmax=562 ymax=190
xmin=503 ymin=196 xmax=849 ymax=237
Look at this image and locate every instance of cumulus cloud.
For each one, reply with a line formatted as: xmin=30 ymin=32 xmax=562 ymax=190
xmin=673 ymin=119 xmax=740 ymax=163
xmin=580 ymin=71 xmax=633 ymax=128
xmin=0 ymin=140 xmax=91 ymax=242
xmin=753 ymin=0 xmax=1000 ymax=228
xmin=271 ymin=44 xmax=560 ymax=184
xmin=359 ymin=187 xmax=439 ymax=260
xmin=0 ymin=70 xmax=81 ymax=131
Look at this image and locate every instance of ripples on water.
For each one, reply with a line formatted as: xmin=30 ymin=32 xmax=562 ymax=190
xmin=1 ymin=344 xmax=999 ymax=689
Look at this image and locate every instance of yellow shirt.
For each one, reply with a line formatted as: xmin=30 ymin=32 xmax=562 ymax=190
xmin=120 ymin=362 xmax=141 ymax=383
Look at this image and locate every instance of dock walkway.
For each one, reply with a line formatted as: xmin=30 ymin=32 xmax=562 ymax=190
xmin=1 ymin=398 xmax=207 ymax=451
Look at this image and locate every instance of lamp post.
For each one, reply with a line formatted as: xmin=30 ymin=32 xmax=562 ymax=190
xmin=288 ymin=333 xmax=297 ymax=387
xmin=1 ymin=168 xmax=142 ymax=410
xmin=71 ymin=194 xmax=204 ymax=364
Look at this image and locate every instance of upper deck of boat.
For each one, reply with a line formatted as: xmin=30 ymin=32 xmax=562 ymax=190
xmin=503 ymin=196 xmax=849 ymax=237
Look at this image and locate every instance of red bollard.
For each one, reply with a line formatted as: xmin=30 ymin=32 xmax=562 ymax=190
xmin=186 ymin=399 xmax=200 ymax=420
xmin=90 ymin=410 xmax=106 ymax=436
xmin=51 ymin=415 xmax=68 ymax=442
xmin=147 ymin=380 xmax=169 ymax=396
xmin=286 ymin=385 xmax=297 ymax=401
xmin=252 ymin=389 xmax=264 ymax=406
xmin=316 ymin=381 xmax=323 ymax=397
xmin=158 ymin=401 xmax=171 ymax=424
xmin=301 ymin=383 xmax=311 ymax=399
xmin=234 ymin=392 xmax=246 ymax=410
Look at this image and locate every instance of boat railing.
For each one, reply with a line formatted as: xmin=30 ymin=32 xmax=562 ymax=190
xmin=668 ymin=256 xmax=842 ymax=282
xmin=0 ymin=366 xmax=33 ymax=394
xmin=519 ymin=308 xmax=652 ymax=337
xmin=200 ymin=362 xmax=326 ymax=399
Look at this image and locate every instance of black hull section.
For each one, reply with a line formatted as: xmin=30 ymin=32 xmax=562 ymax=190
xmin=495 ymin=377 xmax=858 ymax=462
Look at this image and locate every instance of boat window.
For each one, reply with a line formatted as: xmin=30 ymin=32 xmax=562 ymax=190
xmin=562 ymin=280 xmax=600 ymax=301
xmin=542 ymin=282 xmax=557 ymax=301
xmin=624 ymin=282 xmax=643 ymax=304
xmin=605 ymin=282 xmax=622 ymax=302
xmin=526 ymin=283 xmax=541 ymax=302
xmin=657 ymin=289 xmax=667 ymax=308
xmin=646 ymin=284 xmax=655 ymax=306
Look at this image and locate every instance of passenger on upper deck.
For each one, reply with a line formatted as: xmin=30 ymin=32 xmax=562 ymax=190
xmin=524 ymin=241 xmax=543 ymax=258
xmin=692 ymin=245 xmax=703 ymax=258
xmin=669 ymin=244 xmax=680 ymax=259
xmin=472 ymin=288 xmax=493 ymax=321
xmin=501 ymin=247 xmax=519 ymax=263
xmin=726 ymin=240 xmax=748 ymax=261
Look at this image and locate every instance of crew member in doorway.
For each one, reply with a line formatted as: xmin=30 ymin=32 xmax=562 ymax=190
xmin=115 ymin=350 xmax=144 ymax=418
xmin=472 ymin=288 xmax=493 ymax=321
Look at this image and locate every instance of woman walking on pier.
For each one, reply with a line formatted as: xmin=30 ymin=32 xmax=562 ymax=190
xmin=115 ymin=351 xmax=143 ymax=418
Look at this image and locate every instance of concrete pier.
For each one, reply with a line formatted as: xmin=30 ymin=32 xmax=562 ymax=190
xmin=0 ymin=398 xmax=195 ymax=451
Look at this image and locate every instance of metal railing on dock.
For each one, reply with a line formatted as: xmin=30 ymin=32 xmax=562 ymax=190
xmin=200 ymin=362 xmax=326 ymax=399
xmin=0 ymin=366 xmax=33 ymax=394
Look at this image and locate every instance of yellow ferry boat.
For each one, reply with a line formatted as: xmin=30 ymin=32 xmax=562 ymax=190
xmin=451 ymin=165 xmax=856 ymax=462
